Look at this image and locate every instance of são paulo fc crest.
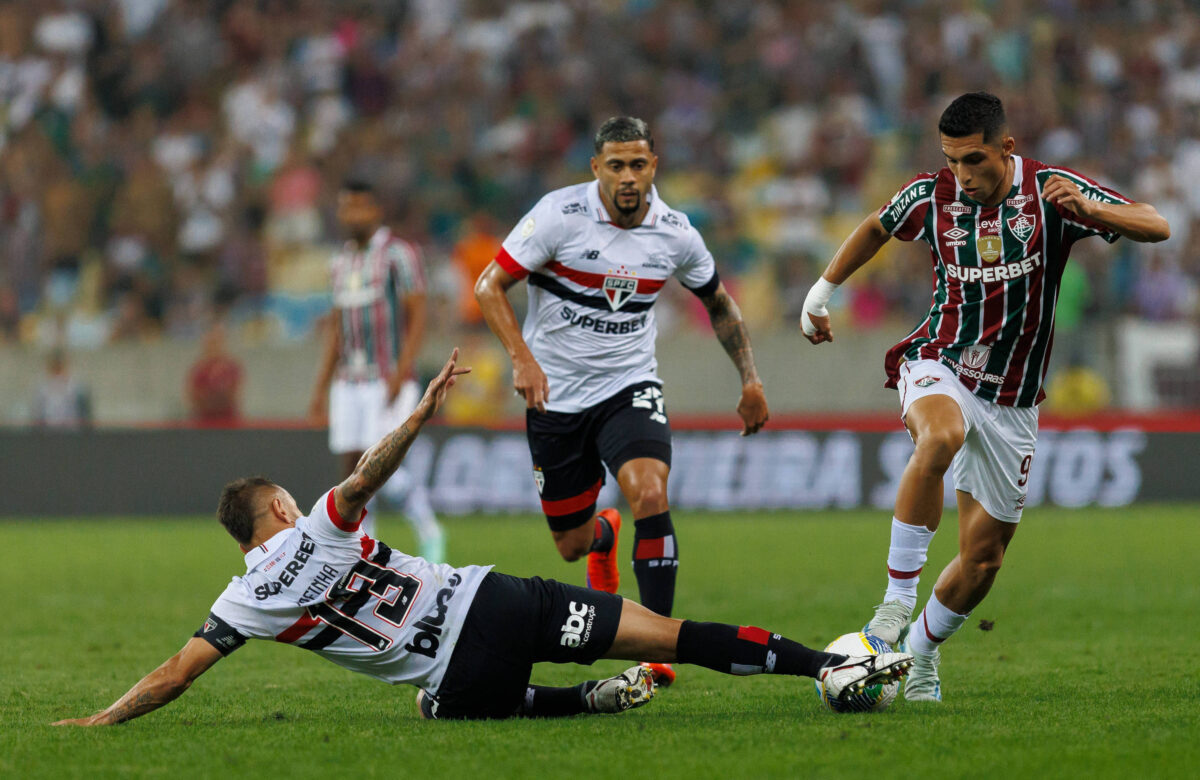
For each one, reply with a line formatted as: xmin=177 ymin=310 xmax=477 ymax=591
xmin=603 ymin=269 xmax=639 ymax=311
xmin=532 ymin=467 xmax=545 ymax=495
xmin=961 ymin=344 xmax=991 ymax=370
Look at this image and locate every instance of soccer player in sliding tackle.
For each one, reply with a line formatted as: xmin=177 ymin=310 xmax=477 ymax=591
xmin=475 ymin=117 xmax=770 ymax=685
xmin=53 ymin=350 xmax=911 ymax=725
xmin=800 ymin=92 xmax=1169 ymax=701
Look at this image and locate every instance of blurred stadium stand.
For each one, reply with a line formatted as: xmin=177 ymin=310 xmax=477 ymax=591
xmin=2 ymin=0 xmax=1199 ymax=425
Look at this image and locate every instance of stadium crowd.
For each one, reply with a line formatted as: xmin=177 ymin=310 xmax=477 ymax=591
xmin=1 ymin=0 xmax=1197 ymax=354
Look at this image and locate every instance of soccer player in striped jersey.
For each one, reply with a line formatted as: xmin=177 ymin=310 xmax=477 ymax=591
xmin=801 ymin=92 xmax=1169 ymax=702
xmin=52 ymin=350 xmax=913 ymax=725
xmin=309 ymin=180 xmax=445 ymax=561
xmin=475 ymin=117 xmax=771 ymax=686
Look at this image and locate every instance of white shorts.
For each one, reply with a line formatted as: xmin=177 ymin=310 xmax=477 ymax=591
xmin=329 ymin=378 xmax=421 ymax=454
xmin=897 ymin=359 xmax=1039 ymax=522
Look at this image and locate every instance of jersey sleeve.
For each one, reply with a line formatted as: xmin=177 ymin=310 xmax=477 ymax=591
xmin=301 ymin=488 xmax=368 ymax=544
xmin=386 ymin=240 xmax=427 ymax=295
xmin=877 ymin=174 xmax=935 ymax=241
xmin=1039 ymin=167 xmax=1131 ymax=245
xmin=496 ymin=195 xmax=563 ymax=280
xmin=673 ymin=222 xmax=720 ymax=297
xmin=194 ymin=610 xmax=248 ymax=656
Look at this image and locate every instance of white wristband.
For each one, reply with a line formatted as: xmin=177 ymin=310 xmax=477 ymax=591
xmin=801 ymin=277 xmax=839 ymax=336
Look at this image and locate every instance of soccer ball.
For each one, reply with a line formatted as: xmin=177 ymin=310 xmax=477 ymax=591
xmin=813 ymin=632 xmax=900 ymax=713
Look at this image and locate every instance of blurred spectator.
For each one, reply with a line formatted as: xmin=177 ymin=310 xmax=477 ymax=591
xmin=0 ymin=0 xmax=1196 ymax=357
xmin=185 ymin=322 xmax=242 ymax=424
xmin=32 ymin=347 xmax=91 ymax=428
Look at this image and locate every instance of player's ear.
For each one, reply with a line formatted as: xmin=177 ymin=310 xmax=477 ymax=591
xmin=1001 ymin=135 xmax=1015 ymax=157
xmin=590 ymin=156 xmax=600 ymax=178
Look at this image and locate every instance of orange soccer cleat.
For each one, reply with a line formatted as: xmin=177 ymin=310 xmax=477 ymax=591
xmin=639 ymin=662 xmax=676 ymax=687
xmin=586 ymin=508 xmax=622 ymax=594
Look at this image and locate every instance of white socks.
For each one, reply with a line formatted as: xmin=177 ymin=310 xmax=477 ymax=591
xmin=908 ymin=592 xmax=969 ymax=655
xmin=883 ymin=518 xmax=935 ymax=610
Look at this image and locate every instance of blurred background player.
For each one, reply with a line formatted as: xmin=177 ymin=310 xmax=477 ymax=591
xmin=32 ymin=347 xmax=91 ymax=429
xmin=53 ymin=350 xmax=911 ymax=726
xmin=800 ymin=92 xmax=1169 ymax=702
xmin=475 ymin=117 xmax=770 ymax=686
xmin=309 ymin=180 xmax=445 ymax=561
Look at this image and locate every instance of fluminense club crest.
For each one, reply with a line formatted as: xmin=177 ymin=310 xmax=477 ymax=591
xmin=603 ymin=266 xmax=639 ymax=311
xmin=1006 ymin=209 xmax=1036 ymax=243
xmin=961 ymin=344 xmax=991 ymax=370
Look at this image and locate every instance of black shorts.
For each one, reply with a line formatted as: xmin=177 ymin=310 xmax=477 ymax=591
xmin=422 ymin=572 xmax=624 ymax=720
xmin=527 ymin=380 xmax=672 ymax=531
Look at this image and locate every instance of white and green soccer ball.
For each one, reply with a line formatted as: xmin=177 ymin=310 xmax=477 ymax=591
xmin=814 ymin=632 xmax=900 ymax=713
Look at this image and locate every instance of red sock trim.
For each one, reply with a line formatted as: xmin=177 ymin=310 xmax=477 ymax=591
xmin=737 ymin=625 xmax=770 ymax=645
xmin=922 ymin=612 xmax=946 ymax=644
xmin=887 ymin=566 xmax=923 ymax=580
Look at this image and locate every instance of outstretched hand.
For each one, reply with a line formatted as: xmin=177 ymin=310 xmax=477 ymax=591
xmin=418 ymin=348 xmax=472 ymax=421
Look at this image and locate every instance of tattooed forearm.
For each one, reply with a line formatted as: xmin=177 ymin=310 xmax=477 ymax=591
xmin=703 ymin=289 xmax=760 ymax=385
xmin=106 ymin=690 xmax=177 ymax=724
xmin=342 ymin=423 xmax=419 ymax=503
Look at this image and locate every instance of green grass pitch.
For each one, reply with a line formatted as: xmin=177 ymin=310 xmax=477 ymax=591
xmin=4 ymin=506 xmax=1198 ymax=779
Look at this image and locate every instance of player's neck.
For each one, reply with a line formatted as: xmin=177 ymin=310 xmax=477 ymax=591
xmin=979 ymin=157 xmax=1016 ymax=206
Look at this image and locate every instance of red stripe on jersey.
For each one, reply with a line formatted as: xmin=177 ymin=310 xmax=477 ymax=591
xmin=276 ymin=613 xmax=320 ymax=643
xmin=544 ymin=260 xmax=666 ymax=294
xmin=326 ymin=489 xmax=365 ymax=533
xmin=540 ymin=479 xmax=602 ymax=517
xmin=634 ymin=537 xmax=665 ymax=560
xmin=737 ymin=625 xmax=771 ymax=645
xmin=360 ymin=534 xmax=375 ymax=558
xmin=888 ymin=566 xmax=923 ymax=580
xmin=495 ymin=248 xmax=529 ymax=280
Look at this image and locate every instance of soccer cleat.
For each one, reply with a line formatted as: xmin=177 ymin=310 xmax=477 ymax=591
xmin=818 ymin=652 xmax=913 ymax=702
xmin=415 ymin=688 xmax=438 ymax=719
xmin=585 ymin=666 xmax=657 ymax=713
xmin=586 ymin=508 xmax=621 ymax=594
xmin=898 ymin=636 xmax=942 ymax=702
xmin=639 ymin=662 xmax=676 ymax=687
xmin=864 ymin=600 xmax=913 ymax=647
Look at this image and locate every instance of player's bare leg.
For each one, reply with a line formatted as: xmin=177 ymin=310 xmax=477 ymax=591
xmin=616 ymin=457 xmax=677 ymax=684
xmin=604 ymin=600 xmax=911 ymax=701
xmin=867 ymin=394 xmax=966 ymax=645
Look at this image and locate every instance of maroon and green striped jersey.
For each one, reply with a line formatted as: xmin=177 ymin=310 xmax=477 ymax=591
xmin=330 ymin=227 xmax=426 ymax=382
xmin=877 ymin=155 xmax=1130 ymax=407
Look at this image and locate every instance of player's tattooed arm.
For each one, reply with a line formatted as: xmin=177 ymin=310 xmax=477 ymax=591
xmin=53 ymin=638 xmax=222 ymax=726
xmin=700 ymin=283 xmax=769 ymax=435
xmin=335 ymin=349 xmax=470 ymax=518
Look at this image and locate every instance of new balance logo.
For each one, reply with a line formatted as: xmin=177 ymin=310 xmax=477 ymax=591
xmin=583 ymin=250 xmax=600 ymax=260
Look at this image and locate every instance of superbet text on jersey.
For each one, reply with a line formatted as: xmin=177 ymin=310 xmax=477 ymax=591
xmin=878 ymin=156 xmax=1130 ymax=407
xmin=495 ymin=180 xmax=719 ymax=413
xmin=195 ymin=490 xmax=490 ymax=695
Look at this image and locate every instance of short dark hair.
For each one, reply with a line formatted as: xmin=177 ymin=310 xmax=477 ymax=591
xmin=341 ymin=178 xmax=375 ymax=195
xmin=217 ymin=476 xmax=278 ymax=545
xmin=593 ymin=116 xmax=654 ymax=154
xmin=938 ymin=92 xmax=1008 ymax=144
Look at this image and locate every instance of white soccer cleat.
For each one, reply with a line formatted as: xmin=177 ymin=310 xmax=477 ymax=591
xmin=864 ymin=600 xmax=913 ymax=647
xmin=585 ymin=666 xmax=657 ymax=714
xmin=899 ymin=638 xmax=942 ymax=702
xmin=818 ymin=652 xmax=913 ymax=702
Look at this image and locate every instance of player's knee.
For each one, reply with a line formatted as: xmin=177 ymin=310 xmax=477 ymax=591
xmin=630 ymin=483 xmax=668 ymax=516
xmin=912 ymin=430 xmax=963 ymax=473
xmin=964 ymin=546 xmax=1005 ymax=580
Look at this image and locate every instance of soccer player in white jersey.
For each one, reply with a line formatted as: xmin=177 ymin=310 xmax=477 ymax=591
xmin=53 ymin=350 xmax=913 ymax=725
xmin=800 ymin=92 xmax=1169 ymax=701
xmin=309 ymin=180 xmax=445 ymax=561
xmin=475 ymin=117 xmax=770 ymax=685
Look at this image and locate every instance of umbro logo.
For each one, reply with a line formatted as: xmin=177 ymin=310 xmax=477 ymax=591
xmin=943 ymin=227 xmax=969 ymax=241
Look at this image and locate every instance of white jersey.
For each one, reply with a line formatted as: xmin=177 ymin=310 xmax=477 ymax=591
xmin=496 ymin=180 xmax=718 ymax=412
xmin=197 ymin=489 xmax=490 ymax=693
